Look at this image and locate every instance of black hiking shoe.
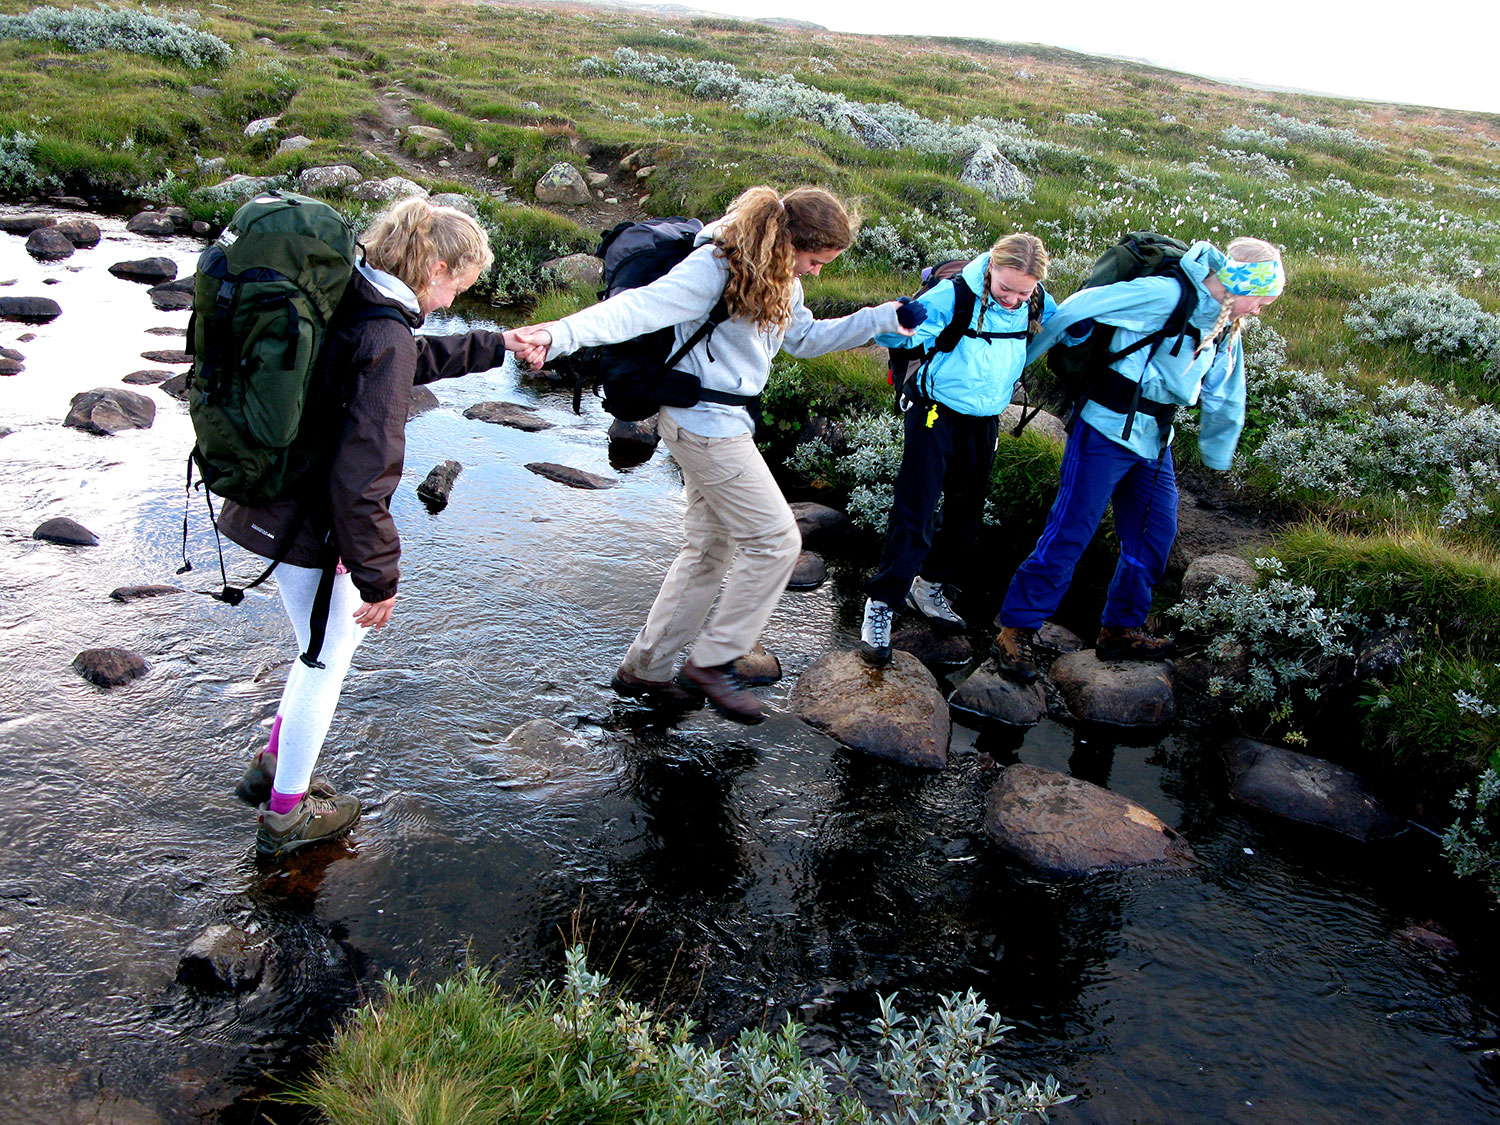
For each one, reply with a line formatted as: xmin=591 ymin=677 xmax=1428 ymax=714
xmin=256 ymin=791 xmax=361 ymax=862
xmin=990 ymin=626 xmax=1040 ymax=682
xmin=1095 ymin=626 xmax=1176 ymax=662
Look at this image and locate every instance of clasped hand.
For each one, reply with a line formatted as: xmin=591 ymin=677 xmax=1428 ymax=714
xmin=503 ymin=324 xmax=555 ymax=369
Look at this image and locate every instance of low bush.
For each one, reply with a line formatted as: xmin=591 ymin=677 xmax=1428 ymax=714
xmin=0 ymin=4 xmax=233 ymax=69
xmin=1344 ymin=282 xmax=1500 ymax=383
xmin=1361 ymin=647 xmax=1500 ymax=776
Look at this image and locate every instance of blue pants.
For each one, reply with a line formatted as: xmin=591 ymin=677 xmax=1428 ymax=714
xmin=866 ymin=403 xmax=999 ymax=607
xmin=1000 ymin=421 xmax=1178 ymax=631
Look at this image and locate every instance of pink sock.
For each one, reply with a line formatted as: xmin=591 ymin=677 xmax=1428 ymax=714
xmin=267 ymin=787 xmax=304 ymax=815
xmin=265 ymin=715 xmax=283 ymax=759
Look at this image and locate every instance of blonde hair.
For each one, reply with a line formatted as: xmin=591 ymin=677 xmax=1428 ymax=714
xmin=360 ymin=197 xmax=494 ymax=304
xmin=1196 ymin=236 xmax=1284 ymax=356
xmin=713 ymin=186 xmax=857 ymax=331
xmin=978 ymin=231 xmax=1049 ymax=336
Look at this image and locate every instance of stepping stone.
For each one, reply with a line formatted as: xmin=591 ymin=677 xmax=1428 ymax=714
xmin=72 ymin=647 xmax=149 ymax=687
xmin=1050 ymin=650 xmax=1175 ymax=728
xmin=733 ymin=642 xmax=781 ymax=685
xmin=786 ymin=550 xmax=826 ymax=589
xmin=608 ymin=415 xmax=659 ymax=450
xmin=525 ymin=462 xmax=614 ymax=489
xmin=416 ymin=459 xmax=462 ymax=511
xmin=949 ymin=663 xmax=1047 ymax=726
xmin=1224 ymin=737 xmax=1400 ymax=841
xmin=408 ymin=384 xmax=439 ymax=419
xmin=791 ymin=649 xmax=949 ymax=768
xmin=33 ymin=516 xmax=98 ymax=546
xmin=110 ymin=584 xmax=185 ymax=602
xmin=0 ymin=296 xmax=61 ymax=323
xmin=464 ymin=401 xmax=554 ymax=431
xmin=63 ymin=387 xmax=155 ymax=434
xmin=110 ymin=257 xmax=178 ymax=283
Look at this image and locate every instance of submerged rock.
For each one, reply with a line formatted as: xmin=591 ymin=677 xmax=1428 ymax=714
xmin=72 ymin=647 xmax=149 ymax=687
xmin=494 ymin=719 xmax=616 ymax=793
xmin=1224 ymin=737 xmax=1400 ymax=841
xmin=464 ymin=400 xmax=553 ymax=431
xmin=791 ymin=650 xmax=949 ymax=769
xmin=64 ymin=387 xmax=156 ymax=434
xmin=416 ymin=459 xmax=462 ymax=511
xmin=949 ymin=664 xmax=1047 ymax=727
xmin=787 ymin=550 xmax=827 ymax=590
xmin=1050 ymin=650 xmax=1176 ymax=728
xmin=733 ymin=643 xmax=782 ymax=685
xmin=525 ymin=462 xmax=615 ymax=490
xmin=33 ymin=516 xmax=99 ymax=545
xmin=984 ymin=763 xmax=1194 ymax=876
xmin=178 ymin=924 xmax=268 ymax=992
xmin=110 ymin=584 xmax=185 ymax=602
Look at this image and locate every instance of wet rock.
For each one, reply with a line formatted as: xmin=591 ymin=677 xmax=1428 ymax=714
xmin=148 ymin=286 xmax=194 ymax=311
xmin=349 ymin=176 xmax=428 ymax=202
xmin=297 ymin=163 xmax=362 ymax=193
xmin=72 ymin=647 xmax=149 ymax=687
xmin=464 ymin=400 xmax=554 ymax=431
xmin=496 ymin=719 xmax=612 ymax=790
xmin=407 ymin=383 xmax=439 ymax=419
xmin=0 ymin=214 xmax=55 ymax=235
xmin=110 ymin=584 xmax=185 ymax=602
xmin=145 ymin=325 xmax=185 ymax=336
xmin=430 ymin=192 xmax=480 ymax=216
xmin=540 ymin=252 xmax=602 ymax=288
xmin=0 ymin=296 xmax=61 ymax=323
xmin=1050 ymin=650 xmax=1176 ymax=728
xmin=416 ymin=459 xmax=462 ymax=511
xmin=608 ymin=415 xmax=659 ymax=449
xmin=64 ymin=387 xmax=156 ymax=434
xmin=1181 ymin=553 xmax=1258 ymax=603
xmin=178 ymin=923 xmax=268 ymax=992
xmin=141 ymin=348 xmax=189 ymax=364
xmin=125 ymin=211 xmax=177 ymax=237
xmin=122 ymin=369 xmax=172 ymax=385
xmin=0 ymin=355 xmax=22 ymax=375
xmin=1356 ymin=627 xmax=1422 ymax=685
xmin=1224 ymin=737 xmax=1400 ymax=841
xmin=734 ymin=642 xmax=782 ymax=685
xmin=949 ymin=664 xmax=1047 ymax=726
xmin=791 ymin=650 xmax=950 ymax=769
xmin=961 ymin=141 xmax=1033 ymax=202
xmin=1037 ymin=620 xmax=1084 ymax=654
xmin=109 ymin=257 xmax=177 ymax=283
xmin=525 ymin=462 xmax=615 ymax=489
xmin=1000 ymin=402 xmax=1066 ymax=443
xmin=33 ymin=516 xmax=98 ymax=546
xmin=1174 ymin=638 xmax=1249 ymax=695
xmin=1395 ymin=921 xmax=1459 ymax=957
xmin=158 ymin=372 xmax=191 ymax=400
xmin=53 ymin=218 xmax=101 ymax=247
xmin=787 ymin=550 xmax=827 ymax=590
xmin=1 ymin=346 xmax=21 ymax=360
xmin=890 ymin=621 xmax=972 ymax=668
xmin=25 ymin=227 xmax=73 ymax=261
xmin=535 ymin=162 xmax=591 ymax=205
xmin=984 ymin=763 xmax=1194 ymax=876
xmin=790 ymin=501 xmax=850 ymax=548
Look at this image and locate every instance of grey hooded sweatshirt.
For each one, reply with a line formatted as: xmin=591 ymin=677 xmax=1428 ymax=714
xmin=544 ymin=223 xmax=900 ymax=437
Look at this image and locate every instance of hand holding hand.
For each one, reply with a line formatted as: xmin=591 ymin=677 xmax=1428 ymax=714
xmin=354 ymin=595 xmax=396 ymax=630
xmin=504 ymin=325 xmax=555 ymax=370
xmin=896 ymin=296 xmax=927 ymax=332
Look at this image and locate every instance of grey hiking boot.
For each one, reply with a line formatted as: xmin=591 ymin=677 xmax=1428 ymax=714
xmin=859 ymin=598 xmax=894 ymax=665
xmin=904 ymin=577 xmax=965 ymax=633
xmin=990 ymin=626 xmax=1040 ymax=682
xmin=1096 ymin=626 xmax=1176 ymax=662
xmin=234 ymin=749 xmax=334 ymax=807
xmin=256 ymin=791 xmax=361 ymax=862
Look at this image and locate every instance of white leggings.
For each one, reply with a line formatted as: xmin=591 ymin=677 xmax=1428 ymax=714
xmin=271 ymin=562 xmax=368 ymax=797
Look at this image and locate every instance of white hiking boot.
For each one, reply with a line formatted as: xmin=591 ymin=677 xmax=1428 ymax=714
xmin=859 ymin=598 xmax=894 ymax=665
xmin=904 ymin=577 xmax=965 ymax=633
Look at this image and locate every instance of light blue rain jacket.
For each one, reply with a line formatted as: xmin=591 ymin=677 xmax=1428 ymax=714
xmin=1022 ymin=241 xmax=1246 ymax=469
xmin=875 ymin=252 xmax=1057 ymax=419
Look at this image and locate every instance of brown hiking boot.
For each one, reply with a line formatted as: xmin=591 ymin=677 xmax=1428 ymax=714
xmin=990 ymin=626 xmax=1040 ymax=682
xmin=1095 ymin=626 xmax=1176 ymax=662
xmin=256 ymin=791 xmax=361 ymax=862
xmin=611 ymin=666 xmax=704 ymax=711
xmin=233 ymin=749 xmax=335 ymax=807
xmin=676 ymin=660 xmax=766 ymax=724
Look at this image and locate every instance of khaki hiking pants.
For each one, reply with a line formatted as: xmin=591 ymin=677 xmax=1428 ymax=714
xmin=621 ymin=410 xmax=802 ymax=681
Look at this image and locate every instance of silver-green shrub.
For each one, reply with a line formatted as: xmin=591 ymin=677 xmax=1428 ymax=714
xmin=0 ymin=4 xmax=232 ymax=68
xmin=1344 ymin=282 xmax=1500 ymax=379
xmin=1443 ymin=767 xmax=1500 ymax=901
xmin=0 ymin=129 xmax=56 ymax=194
xmin=1257 ymin=111 xmax=1385 ymax=153
xmin=852 ymin=203 xmax=986 ymax=274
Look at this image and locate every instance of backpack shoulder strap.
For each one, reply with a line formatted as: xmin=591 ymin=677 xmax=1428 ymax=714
xmin=929 ymin=273 xmax=976 ymax=357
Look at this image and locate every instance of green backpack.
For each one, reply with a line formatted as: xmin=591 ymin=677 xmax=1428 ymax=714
xmin=186 ymin=190 xmax=359 ymax=506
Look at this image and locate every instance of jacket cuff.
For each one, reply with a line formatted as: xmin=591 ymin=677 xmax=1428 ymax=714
xmin=360 ymin=580 xmax=398 ymax=602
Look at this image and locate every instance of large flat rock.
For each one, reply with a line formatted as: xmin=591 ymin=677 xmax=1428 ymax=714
xmin=1224 ymin=738 xmax=1400 ymax=841
xmin=791 ymin=649 xmax=949 ymax=768
xmin=1050 ymin=650 xmax=1175 ymax=728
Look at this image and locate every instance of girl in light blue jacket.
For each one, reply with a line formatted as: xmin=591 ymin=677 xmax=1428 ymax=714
xmin=992 ymin=236 xmax=1284 ymax=680
xmin=858 ymin=233 xmax=1054 ymax=664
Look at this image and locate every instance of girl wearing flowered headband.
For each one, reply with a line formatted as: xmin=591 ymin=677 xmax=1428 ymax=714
xmin=990 ymin=236 xmax=1284 ymax=680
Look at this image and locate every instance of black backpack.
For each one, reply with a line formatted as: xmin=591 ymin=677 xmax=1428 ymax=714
xmin=887 ymin=257 xmax=1044 ymax=422
xmin=1043 ymin=231 xmax=1200 ymax=440
xmin=565 ymin=217 xmax=754 ymax=421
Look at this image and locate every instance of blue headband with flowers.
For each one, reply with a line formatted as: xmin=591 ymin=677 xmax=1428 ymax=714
xmin=1216 ymin=257 xmax=1285 ymax=297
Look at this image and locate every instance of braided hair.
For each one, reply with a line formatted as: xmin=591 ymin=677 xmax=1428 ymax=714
xmin=1195 ymin=236 xmax=1283 ymax=356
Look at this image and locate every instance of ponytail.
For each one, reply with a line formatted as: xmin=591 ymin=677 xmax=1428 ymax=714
xmin=361 ymin=197 xmax=494 ymax=304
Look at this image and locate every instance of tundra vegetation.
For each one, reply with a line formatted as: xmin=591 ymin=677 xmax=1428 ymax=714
xmin=4 ymin=0 xmax=1500 ymax=1111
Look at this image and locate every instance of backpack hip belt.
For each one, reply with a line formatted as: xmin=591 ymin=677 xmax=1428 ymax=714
xmin=1086 ymin=368 xmax=1177 ymax=426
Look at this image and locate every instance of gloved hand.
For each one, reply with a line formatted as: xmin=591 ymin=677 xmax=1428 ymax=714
xmin=896 ymin=296 xmax=927 ymax=331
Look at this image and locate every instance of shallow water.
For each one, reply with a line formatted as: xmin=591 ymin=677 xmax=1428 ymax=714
xmin=1 ymin=206 xmax=1497 ymax=1123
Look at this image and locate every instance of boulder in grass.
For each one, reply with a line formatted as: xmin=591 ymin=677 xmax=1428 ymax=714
xmin=64 ymin=387 xmax=156 ymax=434
xmin=1049 ymin=650 xmax=1176 ymax=729
xmin=72 ymin=647 xmax=149 ymax=688
xmin=0 ymin=296 xmax=61 ymax=323
xmin=349 ymin=176 xmax=428 ymax=203
xmin=244 ymin=115 xmax=282 ymax=138
xmin=0 ymin=214 xmax=55 ymax=235
xmin=960 ymin=141 xmax=1033 ymax=202
xmin=464 ymin=401 xmax=554 ymax=432
xmin=791 ymin=649 xmax=950 ymax=769
xmin=297 ymin=164 xmax=363 ymax=194
xmin=949 ymin=663 xmax=1047 ymax=727
xmin=125 ymin=211 xmax=177 ymax=237
xmin=525 ymin=462 xmax=615 ymax=490
xmin=534 ymin=162 xmax=591 ymax=206
xmin=33 ymin=517 xmax=98 ymax=546
xmin=25 ymin=228 xmax=74 ymax=261
xmin=429 ymin=192 xmax=480 ymax=216
xmin=540 ymin=252 xmax=602 ymax=289
xmin=1181 ymin=553 xmax=1258 ymax=604
xmin=733 ymin=643 xmax=782 ymax=685
xmin=110 ymin=584 xmax=185 ymax=602
xmin=1000 ymin=403 xmax=1066 ymax=444
xmin=53 ymin=218 xmax=101 ymax=248
xmin=110 ymin=257 xmax=177 ymax=283
xmin=416 ymin=460 xmax=462 ymax=511
xmin=984 ymin=763 xmax=1194 ymax=876
xmin=1224 ymin=737 xmax=1401 ymax=841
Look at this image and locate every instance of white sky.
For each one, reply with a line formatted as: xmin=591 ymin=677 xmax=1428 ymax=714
xmin=621 ymin=0 xmax=1497 ymax=115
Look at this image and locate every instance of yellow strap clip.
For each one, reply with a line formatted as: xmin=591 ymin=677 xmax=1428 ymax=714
xmin=925 ymin=403 xmax=940 ymax=429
